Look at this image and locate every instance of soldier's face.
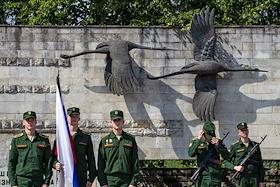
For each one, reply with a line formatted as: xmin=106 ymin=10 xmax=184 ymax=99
xmin=238 ymin=128 xmax=249 ymax=138
xmin=23 ymin=117 xmax=37 ymax=131
xmin=67 ymin=114 xmax=80 ymax=127
xmin=111 ymin=118 xmax=124 ymax=131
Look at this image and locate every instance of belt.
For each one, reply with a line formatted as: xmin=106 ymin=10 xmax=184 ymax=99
xmin=17 ymin=175 xmax=43 ymax=180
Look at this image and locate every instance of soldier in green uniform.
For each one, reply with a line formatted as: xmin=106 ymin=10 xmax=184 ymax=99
xmin=98 ymin=110 xmax=140 ymax=187
xmin=52 ymin=107 xmax=97 ymax=187
xmin=224 ymin=122 xmax=265 ymax=187
xmin=8 ymin=111 xmax=52 ymax=187
xmin=188 ymin=121 xmax=230 ymax=187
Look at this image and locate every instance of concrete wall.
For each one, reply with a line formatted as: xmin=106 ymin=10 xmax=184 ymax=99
xmin=0 ymin=26 xmax=279 ymax=174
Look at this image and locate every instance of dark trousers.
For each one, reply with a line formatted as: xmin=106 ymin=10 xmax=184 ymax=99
xmin=197 ymin=175 xmax=221 ymax=187
xmin=236 ymin=176 xmax=259 ymax=187
xmin=16 ymin=175 xmax=43 ymax=187
xmin=107 ymin=173 xmax=132 ymax=187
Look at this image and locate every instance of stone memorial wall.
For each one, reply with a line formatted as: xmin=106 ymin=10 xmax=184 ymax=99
xmin=0 ymin=25 xmax=280 ymax=186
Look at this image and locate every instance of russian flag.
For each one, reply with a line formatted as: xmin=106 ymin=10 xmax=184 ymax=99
xmin=56 ymin=75 xmax=79 ymax=187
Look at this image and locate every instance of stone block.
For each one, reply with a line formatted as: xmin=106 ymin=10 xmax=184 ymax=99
xmin=6 ymin=57 xmax=17 ymax=66
xmin=11 ymin=120 xmax=22 ymax=128
xmin=242 ymin=42 xmax=254 ymax=51
xmin=44 ymin=58 xmax=58 ymax=66
xmin=17 ymin=58 xmax=30 ymax=66
xmin=0 ymin=57 xmax=7 ymax=65
xmin=33 ymin=85 xmax=48 ymax=93
xmin=165 ymin=129 xmax=183 ymax=137
xmin=17 ymin=85 xmax=32 ymax=93
xmin=44 ymin=120 xmax=56 ymax=128
xmin=4 ymin=85 xmax=17 ymax=94
xmin=1 ymin=120 xmax=11 ymax=129
xmin=31 ymin=58 xmax=44 ymax=66
xmin=0 ymin=85 xmax=4 ymax=93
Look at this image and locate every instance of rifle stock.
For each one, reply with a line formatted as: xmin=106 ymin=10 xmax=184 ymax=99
xmin=230 ymin=135 xmax=267 ymax=181
xmin=190 ymin=131 xmax=230 ymax=183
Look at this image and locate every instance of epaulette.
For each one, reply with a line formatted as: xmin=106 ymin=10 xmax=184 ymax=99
xmin=101 ymin=133 xmax=110 ymax=139
xmin=124 ymin=131 xmax=134 ymax=138
xmin=80 ymin=130 xmax=90 ymax=136
xmin=232 ymin=140 xmax=240 ymax=146
xmin=39 ymin=134 xmax=49 ymax=138
xmin=14 ymin=133 xmax=24 ymax=138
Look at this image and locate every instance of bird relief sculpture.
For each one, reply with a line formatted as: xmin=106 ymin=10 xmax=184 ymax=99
xmin=148 ymin=8 xmax=267 ymax=121
xmin=60 ymin=40 xmax=172 ymax=96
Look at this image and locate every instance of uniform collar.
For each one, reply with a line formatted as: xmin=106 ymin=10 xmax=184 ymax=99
xmin=238 ymin=138 xmax=253 ymax=146
xmin=109 ymin=130 xmax=126 ymax=139
xmin=23 ymin=131 xmax=39 ymax=140
xmin=76 ymin=128 xmax=82 ymax=135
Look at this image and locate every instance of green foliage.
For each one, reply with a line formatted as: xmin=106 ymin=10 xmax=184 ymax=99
xmin=0 ymin=0 xmax=6 ymax=24
xmin=263 ymin=160 xmax=280 ymax=169
xmin=140 ymin=160 xmax=197 ymax=169
xmin=0 ymin=0 xmax=279 ymax=25
xmin=140 ymin=160 xmax=280 ymax=169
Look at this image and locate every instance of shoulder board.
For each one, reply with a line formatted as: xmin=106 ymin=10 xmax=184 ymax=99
xmin=101 ymin=133 xmax=110 ymax=139
xmin=233 ymin=140 xmax=239 ymax=145
xmin=80 ymin=131 xmax=90 ymax=136
xmin=14 ymin=133 xmax=24 ymax=138
xmin=251 ymin=140 xmax=257 ymax=145
xmin=39 ymin=134 xmax=49 ymax=138
xmin=124 ymin=132 xmax=134 ymax=138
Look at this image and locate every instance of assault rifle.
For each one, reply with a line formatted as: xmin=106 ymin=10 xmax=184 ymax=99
xmin=190 ymin=131 xmax=230 ymax=183
xmin=230 ymin=135 xmax=267 ymax=181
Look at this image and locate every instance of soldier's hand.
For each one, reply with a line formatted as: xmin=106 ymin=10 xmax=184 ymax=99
xmin=198 ymin=130 xmax=204 ymax=139
xmin=55 ymin=162 xmax=62 ymax=171
xmin=211 ymin=137 xmax=220 ymax=145
xmin=41 ymin=184 xmax=48 ymax=187
xmin=234 ymin=165 xmax=244 ymax=172
xmin=86 ymin=181 xmax=92 ymax=187
xmin=128 ymin=185 xmax=136 ymax=187
xmin=259 ymin=182 xmax=265 ymax=187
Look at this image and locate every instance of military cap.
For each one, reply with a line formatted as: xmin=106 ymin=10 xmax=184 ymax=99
xmin=237 ymin=122 xmax=248 ymax=130
xmin=67 ymin=107 xmax=80 ymax=115
xmin=110 ymin=110 xmax=123 ymax=120
xmin=23 ymin=111 xmax=36 ymax=120
xmin=203 ymin=121 xmax=216 ymax=136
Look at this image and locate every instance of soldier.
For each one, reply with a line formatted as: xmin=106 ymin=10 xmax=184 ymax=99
xmin=98 ymin=110 xmax=140 ymax=187
xmin=52 ymin=107 xmax=97 ymax=187
xmin=224 ymin=122 xmax=265 ymax=187
xmin=188 ymin=121 xmax=230 ymax=187
xmin=8 ymin=111 xmax=52 ymax=187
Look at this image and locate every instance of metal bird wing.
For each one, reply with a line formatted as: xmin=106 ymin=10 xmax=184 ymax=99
xmin=191 ymin=8 xmax=216 ymax=61
xmin=193 ymin=74 xmax=217 ymax=121
xmin=61 ymin=39 xmax=174 ymax=96
xmin=190 ymin=8 xmax=217 ymax=121
xmin=103 ymin=41 xmax=141 ymax=95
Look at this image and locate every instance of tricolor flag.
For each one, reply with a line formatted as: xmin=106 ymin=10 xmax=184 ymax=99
xmin=56 ymin=75 xmax=79 ymax=187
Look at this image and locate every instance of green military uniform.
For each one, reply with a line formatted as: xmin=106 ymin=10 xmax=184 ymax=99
xmin=52 ymin=107 xmax=97 ymax=186
xmin=8 ymin=132 xmax=52 ymax=187
xmin=188 ymin=121 xmax=230 ymax=187
xmin=8 ymin=111 xmax=52 ymax=187
xmin=98 ymin=131 xmax=140 ymax=187
xmin=52 ymin=128 xmax=97 ymax=186
xmin=98 ymin=110 xmax=140 ymax=187
xmin=224 ymin=123 xmax=265 ymax=187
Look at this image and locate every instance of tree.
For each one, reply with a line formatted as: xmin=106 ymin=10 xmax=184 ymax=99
xmin=2 ymin=0 xmax=280 ymax=26
xmin=0 ymin=0 xmax=7 ymax=24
